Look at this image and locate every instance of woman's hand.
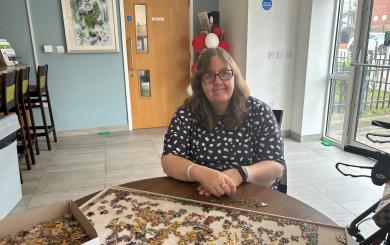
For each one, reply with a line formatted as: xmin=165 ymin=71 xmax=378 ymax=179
xmin=192 ymin=166 xmax=236 ymax=197
xmin=222 ymin=168 xmax=243 ymax=187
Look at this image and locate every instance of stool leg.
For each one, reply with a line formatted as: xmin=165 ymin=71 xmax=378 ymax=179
xmin=12 ymin=109 xmax=32 ymax=170
xmin=26 ymin=94 xmax=40 ymax=155
xmin=38 ymin=93 xmax=51 ymax=150
xmin=20 ymin=96 xmax=36 ymax=165
xmin=45 ymin=91 xmax=57 ymax=142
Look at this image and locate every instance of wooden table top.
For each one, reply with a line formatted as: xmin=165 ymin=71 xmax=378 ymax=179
xmin=76 ymin=177 xmax=337 ymax=226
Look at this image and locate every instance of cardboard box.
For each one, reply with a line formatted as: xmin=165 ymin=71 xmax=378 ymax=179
xmin=0 ymin=200 xmax=98 ymax=244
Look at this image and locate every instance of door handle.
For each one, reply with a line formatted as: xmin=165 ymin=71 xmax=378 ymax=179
xmin=126 ymin=38 xmax=134 ymax=71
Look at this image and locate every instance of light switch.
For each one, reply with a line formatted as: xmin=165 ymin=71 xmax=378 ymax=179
xmin=43 ymin=45 xmax=53 ymax=53
xmin=57 ymin=46 xmax=65 ymax=53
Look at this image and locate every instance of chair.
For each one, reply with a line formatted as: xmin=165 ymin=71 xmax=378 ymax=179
xmin=29 ymin=65 xmax=57 ymax=150
xmin=18 ymin=67 xmax=39 ymax=158
xmin=272 ymin=109 xmax=287 ymax=194
xmin=0 ymin=71 xmax=32 ymax=170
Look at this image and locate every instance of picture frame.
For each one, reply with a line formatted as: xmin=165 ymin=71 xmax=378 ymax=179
xmin=61 ymin=0 xmax=119 ymax=53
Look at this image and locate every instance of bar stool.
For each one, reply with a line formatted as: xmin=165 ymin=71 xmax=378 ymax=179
xmin=0 ymin=71 xmax=32 ymax=170
xmin=29 ymin=65 xmax=57 ymax=150
xmin=18 ymin=67 xmax=40 ymax=158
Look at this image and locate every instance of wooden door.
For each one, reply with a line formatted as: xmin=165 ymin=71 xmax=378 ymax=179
xmin=124 ymin=0 xmax=190 ymax=129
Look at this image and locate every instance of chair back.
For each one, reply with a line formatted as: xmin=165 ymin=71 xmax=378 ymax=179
xmin=1 ymin=71 xmax=17 ymax=113
xmin=272 ymin=109 xmax=283 ymax=126
xmin=272 ymin=109 xmax=287 ymax=194
xmin=36 ymin=64 xmax=48 ymax=93
xmin=18 ymin=67 xmax=30 ymax=98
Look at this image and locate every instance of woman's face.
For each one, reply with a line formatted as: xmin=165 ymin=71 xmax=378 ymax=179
xmin=201 ymin=55 xmax=235 ymax=110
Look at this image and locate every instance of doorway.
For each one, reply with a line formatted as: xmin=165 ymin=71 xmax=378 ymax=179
xmin=325 ymin=0 xmax=390 ymax=152
xmin=124 ymin=0 xmax=190 ymax=129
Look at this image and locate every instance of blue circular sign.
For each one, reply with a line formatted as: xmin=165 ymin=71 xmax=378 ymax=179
xmin=127 ymin=16 xmax=132 ymax=21
xmin=262 ymin=0 xmax=272 ymax=11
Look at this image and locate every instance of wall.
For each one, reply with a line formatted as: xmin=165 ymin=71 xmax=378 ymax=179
xmin=28 ymin=0 xmax=128 ymax=131
xmin=300 ymin=0 xmax=335 ymax=137
xmin=218 ymin=0 xmax=335 ymax=139
xmin=193 ymin=0 xmax=218 ymax=35
xmin=0 ymin=0 xmax=36 ymax=84
xmin=219 ymin=0 xmax=248 ymax=77
xmin=290 ymin=0 xmax=312 ymax=137
xmin=245 ymin=0 xmax=300 ymax=131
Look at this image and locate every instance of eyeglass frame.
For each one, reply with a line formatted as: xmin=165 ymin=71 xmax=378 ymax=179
xmin=200 ymin=70 xmax=234 ymax=84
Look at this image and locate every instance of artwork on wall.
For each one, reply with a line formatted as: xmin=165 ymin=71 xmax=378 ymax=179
xmin=61 ymin=0 xmax=119 ymax=53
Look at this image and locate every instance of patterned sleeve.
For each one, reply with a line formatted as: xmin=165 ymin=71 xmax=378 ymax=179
xmin=162 ymin=107 xmax=192 ymax=159
xmin=252 ymin=101 xmax=285 ymax=167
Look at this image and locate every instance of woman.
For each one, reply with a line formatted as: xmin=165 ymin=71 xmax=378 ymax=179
xmin=161 ymin=48 xmax=285 ymax=197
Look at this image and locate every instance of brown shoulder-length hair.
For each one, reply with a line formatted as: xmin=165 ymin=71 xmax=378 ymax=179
xmin=184 ymin=48 xmax=250 ymax=130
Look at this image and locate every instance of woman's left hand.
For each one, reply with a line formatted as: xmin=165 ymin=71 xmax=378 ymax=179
xmin=197 ymin=173 xmax=237 ymax=196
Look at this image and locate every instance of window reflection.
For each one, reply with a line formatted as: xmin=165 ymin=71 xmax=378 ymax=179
xmin=135 ymin=5 xmax=148 ymax=53
xmin=139 ymin=70 xmax=151 ymax=97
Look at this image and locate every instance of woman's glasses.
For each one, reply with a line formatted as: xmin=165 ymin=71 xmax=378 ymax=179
xmin=201 ymin=70 xmax=234 ymax=84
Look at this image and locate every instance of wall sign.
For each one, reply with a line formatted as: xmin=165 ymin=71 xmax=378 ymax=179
xmin=152 ymin=17 xmax=165 ymax=22
xmin=262 ymin=0 xmax=272 ymax=11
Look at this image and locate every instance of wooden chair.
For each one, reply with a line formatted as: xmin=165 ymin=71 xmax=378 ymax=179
xmin=272 ymin=109 xmax=287 ymax=194
xmin=18 ymin=67 xmax=40 ymax=158
xmin=0 ymin=71 xmax=32 ymax=170
xmin=29 ymin=65 xmax=57 ymax=150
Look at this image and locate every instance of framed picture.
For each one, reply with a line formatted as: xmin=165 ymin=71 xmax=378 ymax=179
xmin=198 ymin=11 xmax=210 ymax=30
xmin=61 ymin=0 xmax=119 ymax=53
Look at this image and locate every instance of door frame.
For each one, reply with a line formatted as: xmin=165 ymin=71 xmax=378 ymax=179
xmin=118 ymin=0 xmax=194 ymax=130
xmin=323 ymin=0 xmax=375 ymax=150
xmin=346 ymin=0 xmax=379 ymax=150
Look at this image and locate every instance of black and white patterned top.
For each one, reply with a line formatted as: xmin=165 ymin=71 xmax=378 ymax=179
xmin=162 ymin=96 xmax=285 ymax=171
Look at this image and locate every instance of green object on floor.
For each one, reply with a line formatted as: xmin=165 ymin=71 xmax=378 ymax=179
xmin=321 ymin=139 xmax=332 ymax=146
xmin=99 ymin=131 xmax=110 ymax=137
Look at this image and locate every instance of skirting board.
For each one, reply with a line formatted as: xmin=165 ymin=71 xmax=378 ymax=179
xmin=289 ymin=130 xmax=322 ymax=142
xmin=56 ymin=124 xmax=129 ymax=137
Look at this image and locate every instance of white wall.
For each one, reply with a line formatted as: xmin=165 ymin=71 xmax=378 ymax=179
xmin=290 ymin=0 xmax=313 ymax=136
xmin=219 ymin=0 xmax=335 ymax=139
xmin=219 ymin=0 xmax=248 ymax=76
xmin=301 ymin=0 xmax=335 ymax=136
xmin=245 ymin=0 xmax=299 ymax=130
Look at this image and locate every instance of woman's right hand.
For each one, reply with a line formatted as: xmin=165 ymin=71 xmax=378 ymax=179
xmin=191 ymin=166 xmax=236 ymax=197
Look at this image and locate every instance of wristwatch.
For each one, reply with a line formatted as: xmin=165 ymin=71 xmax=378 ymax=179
xmin=236 ymin=166 xmax=248 ymax=183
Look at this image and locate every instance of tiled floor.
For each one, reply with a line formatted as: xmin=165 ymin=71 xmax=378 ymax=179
xmin=13 ymin=128 xmax=383 ymax=238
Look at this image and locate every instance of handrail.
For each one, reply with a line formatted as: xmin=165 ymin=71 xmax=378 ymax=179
xmin=351 ymin=62 xmax=390 ymax=69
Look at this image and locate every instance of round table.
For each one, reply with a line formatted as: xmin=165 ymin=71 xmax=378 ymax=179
xmin=77 ymin=177 xmax=336 ymax=226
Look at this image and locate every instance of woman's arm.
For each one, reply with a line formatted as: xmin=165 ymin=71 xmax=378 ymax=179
xmin=198 ymin=160 xmax=283 ymax=196
xmin=161 ymin=153 xmax=237 ymax=196
xmin=246 ymin=160 xmax=284 ymax=187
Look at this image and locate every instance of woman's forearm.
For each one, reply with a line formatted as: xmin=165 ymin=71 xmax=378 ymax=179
xmin=247 ymin=161 xmax=284 ymax=187
xmin=161 ymin=154 xmax=196 ymax=182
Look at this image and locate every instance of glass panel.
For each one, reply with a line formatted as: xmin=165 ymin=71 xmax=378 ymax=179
xmin=353 ymin=0 xmax=390 ymax=152
xmin=325 ymin=0 xmax=358 ymax=141
xmin=325 ymin=79 xmax=348 ymax=141
xmin=139 ymin=70 xmax=151 ymax=97
xmin=134 ymin=4 xmax=148 ymax=53
xmin=333 ymin=0 xmax=358 ymax=74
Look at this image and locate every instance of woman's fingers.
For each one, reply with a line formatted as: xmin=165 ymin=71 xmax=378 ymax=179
xmin=224 ymin=176 xmax=237 ymax=195
xmin=197 ymin=186 xmax=211 ymax=196
xmin=213 ymin=183 xmax=226 ymax=197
